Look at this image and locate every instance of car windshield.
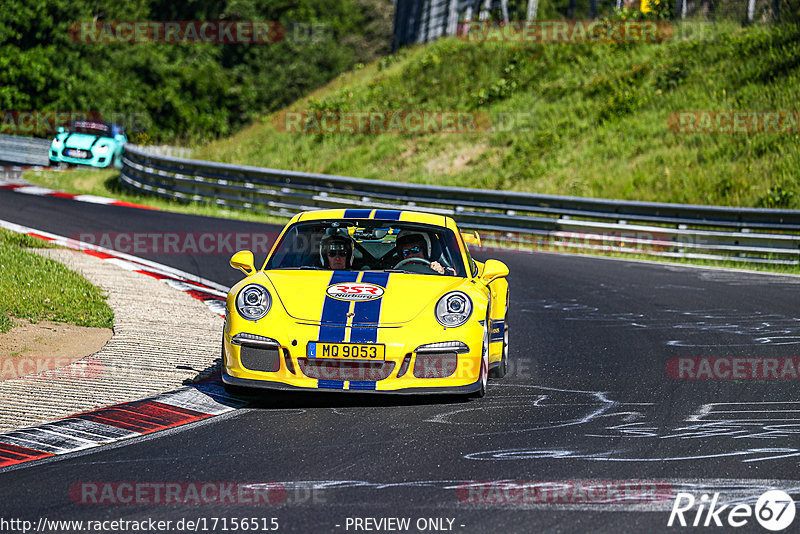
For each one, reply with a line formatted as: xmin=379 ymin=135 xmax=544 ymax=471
xmin=264 ymin=219 xmax=468 ymax=277
xmin=69 ymin=121 xmax=113 ymax=137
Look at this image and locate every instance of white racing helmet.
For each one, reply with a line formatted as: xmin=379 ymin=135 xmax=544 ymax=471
xmin=395 ymin=230 xmax=432 ymax=258
xmin=319 ymin=232 xmax=354 ymax=267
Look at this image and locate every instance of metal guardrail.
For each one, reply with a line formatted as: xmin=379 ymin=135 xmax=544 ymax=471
xmin=0 ymin=134 xmax=51 ymax=167
xmin=120 ymin=144 xmax=800 ymax=266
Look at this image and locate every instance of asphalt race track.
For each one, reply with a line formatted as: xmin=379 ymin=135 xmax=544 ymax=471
xmin=1 ymin=189 xmax=799 ymax=533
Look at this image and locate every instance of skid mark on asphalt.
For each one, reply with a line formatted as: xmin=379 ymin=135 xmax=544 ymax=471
xmin=464 ymin=447 xmax=800 ymax=463
xmin=521 ymin=297 xmax=800 ymax=346
xmin=236 ymin=478 xmax=800 ymax=512
xmin=424 ymin=385 xmax=617 ymax=437
xmin=696 ymin=270 xmax=800 ymax=286
xmin=431 ymin=384 xmax=800 ymax=467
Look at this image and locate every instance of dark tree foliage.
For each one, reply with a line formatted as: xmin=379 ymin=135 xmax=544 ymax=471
xmin=0 ymin=0 xmax=393 ymax=142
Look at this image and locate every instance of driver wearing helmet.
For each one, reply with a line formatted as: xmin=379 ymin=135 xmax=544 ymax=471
xmin=320 ymin=234 xmax=353 ymax=270
xmin=395 ymin=232 xmax=453 ymax=275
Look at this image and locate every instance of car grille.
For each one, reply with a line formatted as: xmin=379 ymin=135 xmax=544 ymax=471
xmin=64 ymin=148 xmax=92 ymax=159
xmin=240 ymin=345 xmax=281 ymax=372
xmin=413 ymin=352 xmax=458 ymax=378
xmin=298 ymin=358 xmax=395 ymax=381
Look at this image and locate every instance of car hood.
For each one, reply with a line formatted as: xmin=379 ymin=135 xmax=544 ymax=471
xmin=61 ymin=133 xmax=111 ymax=149
xmin=265 ymin=270 xmax=466 ymax=325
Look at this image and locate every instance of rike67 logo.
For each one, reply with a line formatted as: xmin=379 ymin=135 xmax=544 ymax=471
xmin=668 ymin=490 xmax=796 ymax=531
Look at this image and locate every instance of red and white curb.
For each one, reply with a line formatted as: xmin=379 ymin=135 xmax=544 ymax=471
xmin=0 ymin=180 xmax=157 ymax=210
xmin=0 ymin=219 xmax=243 ymax=469
xmin=0 ymin=381 xmax=246 ymax=468
xmin=0 ymin=219 xmax=228 ymax=317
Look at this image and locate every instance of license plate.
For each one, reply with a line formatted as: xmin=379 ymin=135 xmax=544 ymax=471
xmin=308 ymin=342 xmax=385 ymax=361
xmin=66 ymin=149 xmax=88 ymax=158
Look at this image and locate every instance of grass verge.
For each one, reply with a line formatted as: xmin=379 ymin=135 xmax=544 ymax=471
xmin=0 ymin=228 xmax=114 ymax=334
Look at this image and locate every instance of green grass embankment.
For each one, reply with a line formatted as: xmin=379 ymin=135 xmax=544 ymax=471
xmin=196 ymin=21 xmax=800 ymax=209
xmin=0 ymin=229 xmax=113 ymax=333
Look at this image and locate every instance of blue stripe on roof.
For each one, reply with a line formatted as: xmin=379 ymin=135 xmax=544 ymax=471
xmin=349 ymin=272 xmax=390 ymax=344
xmin=372 ymin=209 xmax=401 ymax=220
xmin=318 ymin=271 xmax=359 ymax=342
xmin=344 ymin=209 xmax=372 ymax=218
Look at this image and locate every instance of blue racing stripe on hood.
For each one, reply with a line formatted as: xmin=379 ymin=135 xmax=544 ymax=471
xmin=318 ymin=271 xmax=359 ymax=342
xmin=349 ymin=272 xmax=389 ymax=344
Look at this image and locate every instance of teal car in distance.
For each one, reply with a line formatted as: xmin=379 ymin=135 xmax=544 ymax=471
xmin=49 ymin=120 xmax=127 ymax=168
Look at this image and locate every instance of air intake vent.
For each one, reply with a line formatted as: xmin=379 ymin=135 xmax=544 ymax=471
xmin=413 ymin=353 xmax=457 ymax=378
xmin=240 ymin=346 xmax=281 ymax=372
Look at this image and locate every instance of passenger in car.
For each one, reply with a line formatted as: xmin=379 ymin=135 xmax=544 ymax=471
xmin=395 ymin=233 xmax=454 ymax=275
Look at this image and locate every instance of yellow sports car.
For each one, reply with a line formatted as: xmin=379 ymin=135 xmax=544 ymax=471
xmin=222 ymin=209 xmax=509 ymax=397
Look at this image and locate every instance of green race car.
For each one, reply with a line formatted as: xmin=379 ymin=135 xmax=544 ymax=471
xmin=49 ymin=120 xmax=127 ymax=168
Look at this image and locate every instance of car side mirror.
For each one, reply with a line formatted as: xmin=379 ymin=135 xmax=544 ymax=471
xmin=480 ymin=259 xmax=508 ymax=285
xmin=57 ymin=126 xmax=65 ymax=134
xmin=230 ymin=250 xmax=255 ymax=275
xmin=461 ymin=231 xmax=481 ymax=247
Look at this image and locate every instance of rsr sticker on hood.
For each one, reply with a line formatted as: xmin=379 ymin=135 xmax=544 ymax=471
xmin=326 ymin=282 xmax=385 ymax=301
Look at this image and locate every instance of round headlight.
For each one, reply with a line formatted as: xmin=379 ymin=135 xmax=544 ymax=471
xmin=435 ymin=291 xmax=472 ymax=327
xmin=95 ymin=145 xmax=110 ymax=154
xmin=235 ymin=284 xmax=271 ymax=321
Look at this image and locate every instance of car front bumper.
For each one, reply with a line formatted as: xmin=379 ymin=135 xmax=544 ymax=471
xmin=50 ymin=147 xmax=116 ymax=168
xmin=222 ymin=320 xmax=485 ymax=394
